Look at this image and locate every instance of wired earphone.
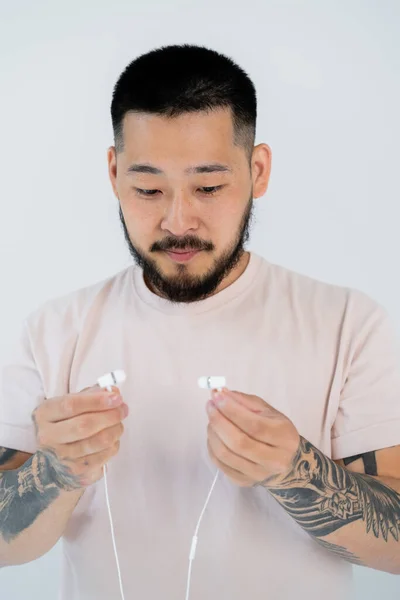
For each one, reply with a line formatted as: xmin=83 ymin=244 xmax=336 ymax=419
xmin=97 ymin=370 xmax=225 ymax=600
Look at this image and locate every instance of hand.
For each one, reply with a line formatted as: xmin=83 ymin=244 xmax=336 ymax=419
xmin=206 ymin=388 xmax=301 ymax=488
xmin=31 ymin=385 xmax=129 ymax=490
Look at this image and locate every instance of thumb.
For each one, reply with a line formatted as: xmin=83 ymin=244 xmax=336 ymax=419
xmin=80 ymin=384 xmax=120 ymax=394
xmin=80 ymin=384 xmax=100 ymax=393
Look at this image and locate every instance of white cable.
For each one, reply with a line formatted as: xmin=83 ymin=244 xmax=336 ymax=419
xmin=103 ymin=464 xmax=126 ymax=600
xmin=185 ymin=469 xmax=220 ymax=600
xmin=100 ymin=379 xmax=127 ymax=600
xmin=97 ymin=371 xmax=223 ymax=600
xmin=185 ymin=377 xmax=225 ymax=600
xmin=103 ymin=464 xmax=219 ymax=600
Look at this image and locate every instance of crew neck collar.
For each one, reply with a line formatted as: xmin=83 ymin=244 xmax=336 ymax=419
xmin=132 ymin=251 xmax=263 ymax=316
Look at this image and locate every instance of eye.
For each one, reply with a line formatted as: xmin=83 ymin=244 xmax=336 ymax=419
xmin=134 ymin=188 xmax=160 ymax=197
xmin=134 ymin=186 xmax=224 ymax=198
xmin=199 ymin=186 xmax=223 ymax=195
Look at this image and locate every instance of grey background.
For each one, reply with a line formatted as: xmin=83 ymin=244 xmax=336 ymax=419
xmin=0 ymin=0 xmax=399 ymax=597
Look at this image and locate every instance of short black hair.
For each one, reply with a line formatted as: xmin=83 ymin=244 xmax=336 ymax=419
xmin=110 ymin=44 xmax=257 ymax=162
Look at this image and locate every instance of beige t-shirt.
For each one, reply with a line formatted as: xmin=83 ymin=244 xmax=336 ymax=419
xmin=1 ymin=252 xmax=400 ymax=600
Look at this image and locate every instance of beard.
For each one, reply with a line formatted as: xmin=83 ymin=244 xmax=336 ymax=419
xmin=118 ymin=189 xmax=256 ymax=304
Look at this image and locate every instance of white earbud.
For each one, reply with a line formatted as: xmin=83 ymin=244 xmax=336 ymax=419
xmin=97 ymin=370 xmax=126 ymax=391
xmin=197 ymin=376 xmax=226 ymax=391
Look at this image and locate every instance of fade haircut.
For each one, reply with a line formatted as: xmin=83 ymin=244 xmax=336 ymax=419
xmin=110 ymin=44 xmax=257 ymax=163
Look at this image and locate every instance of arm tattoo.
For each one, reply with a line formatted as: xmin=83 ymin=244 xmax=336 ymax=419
xmin=0 ymin=448 xmax=82 ymax=544
xmin=314 ymin=538 xmax=365 ymax=566
xmin=267 ymin=438 xmax=400 ymax=557
xmin=343 ymin=451 xmax=378 ymax=476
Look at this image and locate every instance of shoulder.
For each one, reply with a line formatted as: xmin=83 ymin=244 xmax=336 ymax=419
xmin=23 ymin=266 xmax=134 ymax=339
xmin=259 ymin=256 xmax=388 ymax=332
xmin=263 ymin=258 xmax=350 ymax=309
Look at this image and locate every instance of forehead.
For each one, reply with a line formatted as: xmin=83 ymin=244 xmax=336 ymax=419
xmin=121 ymin=108 xmax=241 ymax=167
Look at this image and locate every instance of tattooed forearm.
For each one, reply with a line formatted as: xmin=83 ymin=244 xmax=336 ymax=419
xmin=266 ymin=437 xmax=400 ymax=566
xmin=0 ymin=448 xmax=82 ymax=544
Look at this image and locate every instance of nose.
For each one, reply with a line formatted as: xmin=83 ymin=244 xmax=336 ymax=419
xmin=160 ymin=192 xmax=198 ymax=237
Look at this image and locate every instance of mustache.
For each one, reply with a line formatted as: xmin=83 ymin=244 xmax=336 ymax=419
xmin=152 ymin=239 xmax=213 ymax=252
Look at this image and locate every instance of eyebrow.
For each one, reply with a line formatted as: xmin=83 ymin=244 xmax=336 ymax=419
xmin=126 ymin=163 xmax=233 ymax=176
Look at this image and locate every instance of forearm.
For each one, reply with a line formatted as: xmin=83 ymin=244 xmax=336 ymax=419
xmin=266 ymin=437 xmax=400 ymax=574
xmin=0 ymin=451 xmax=84 ymax=566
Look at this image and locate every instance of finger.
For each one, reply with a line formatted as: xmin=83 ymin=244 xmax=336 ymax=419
xmin=207 ymin=439 xmax=254 ymax=487
xmin=220 ymin=389 xmax=274 ymax=414
xmin=42 ymin=403 xmax=128 ymax=444
xmin=208 ymin=426 xmax=266 ymax=481
xmin=80 ymin=385 xmax=101 ymax=392
xmin=78 ymin=441 xmax=121 ymax=486
xmin=208 ymin=393 xmax=276 ymax=445
xmin=62 ymin=422 xmax=124 ymax=459
xmin=207 ymin=403 xmax=268 ymax=463
xmin=40 ymin=389 xmax=123 ymax=423
xmin=78 ymin=439 xmax=120 ymax=468
xmin=81 ymin=384 xmax=121 ymax=394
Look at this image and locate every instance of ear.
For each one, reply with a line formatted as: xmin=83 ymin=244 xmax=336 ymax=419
xmin=251 ymin=143 xmax=272 ymax=199
xmin=107 ymin=146 xmax=119 ymax=199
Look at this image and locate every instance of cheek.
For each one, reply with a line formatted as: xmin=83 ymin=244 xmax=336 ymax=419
xmin=205 ymin=202 xmax=242 ymax=235
xmin=219 ymin=195 xmax=250 ymax=232
xmin=121 ymin=198 xmax=159 ymax=232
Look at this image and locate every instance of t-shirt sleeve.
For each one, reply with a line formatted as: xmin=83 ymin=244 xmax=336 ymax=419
xmin=331 ymin=292 xmax=400 ymax=460
xmin=0 ymin=319 xmax=45 ymax=454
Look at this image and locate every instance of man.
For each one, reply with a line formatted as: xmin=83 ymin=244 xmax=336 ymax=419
xmin=0 ymin=44 xmax=400 ymax=600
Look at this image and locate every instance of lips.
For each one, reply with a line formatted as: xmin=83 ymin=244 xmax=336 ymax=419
xmin=168 ymin=249 xmax=197 ymax=254
xmin=165 ymin=249 xmax=200 ymax=263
